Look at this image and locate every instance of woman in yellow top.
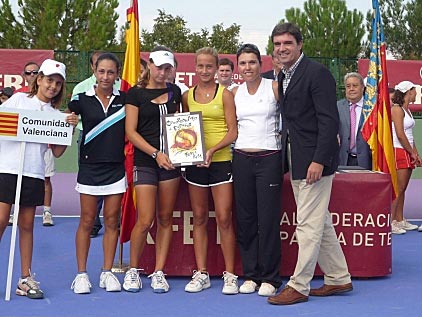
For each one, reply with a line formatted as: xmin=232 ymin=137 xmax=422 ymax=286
xmin=182 ymin=47 xmax=238 ymax=294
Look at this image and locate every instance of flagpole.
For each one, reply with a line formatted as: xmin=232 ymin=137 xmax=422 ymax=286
xmin=112 ymin=240 xmax=129 ymax=273
xmin=5 ymin=142 xmax=26 ymax=301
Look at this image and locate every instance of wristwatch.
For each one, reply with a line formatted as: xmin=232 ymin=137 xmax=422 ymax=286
xmin=151 ymin=150 xmax=160 ymax=159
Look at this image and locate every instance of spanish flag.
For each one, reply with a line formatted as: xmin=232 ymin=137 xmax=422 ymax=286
xmin=361 ymin=0 xmax=397 ymax=199
xmin=120 ymin=0 xmax=140 ymax=243
xmin=0 ymin=112 xmax=19 ymax=136
xmin=120 ymin=0 xmax=140 ymax=91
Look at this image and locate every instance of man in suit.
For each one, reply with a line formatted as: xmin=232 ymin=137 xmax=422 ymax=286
xmin=338 ymin=72 xmax=372 ymax=169
xmin=261 ymin=52 xmax=282 ymax=80
xmin=267 ymin=23 xmax=352 ymax=306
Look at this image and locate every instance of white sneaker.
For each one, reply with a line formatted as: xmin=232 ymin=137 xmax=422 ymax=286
xmin=42 ymin=211 xmax=54 ymax=226
xmin=123 ymin=268 xmax=142 ymax=292
xmin=99 ymin=271 xmax=121 ymax=292
xmin=392 ymin=220 xmax=406 ymax=235
xmin=239 ymin=280 xmax=258 ymax=294
xmin=419 ymin=224 xmax=422 ymax=232
xmin=16 ymin=272 xmax=44 ymax=299
xmin=148 ymin=271 xmax=169 ymax=293
xmin=71 ymin=273 xmax=92 ymax=294
xmin=222 ymin=271 xmax=239 ymax=295
xmin=258 ymin=282 xmax=277 ymax=296
xmin=400 ymin=219 xmax=418 ymax=231
xmin=185 ymin=270 xmax=211 ymax=293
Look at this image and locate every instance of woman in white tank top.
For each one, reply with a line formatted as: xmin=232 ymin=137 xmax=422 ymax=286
xmin=390 ymin=80 xmax=421 ymax=234
xmin=231 ymin=44 xmax=283 ymax=296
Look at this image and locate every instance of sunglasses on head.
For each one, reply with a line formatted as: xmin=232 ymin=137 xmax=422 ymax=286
xmin=236 ymin=43 xmax=260 ymax=55
xmin=24 ymin=70 xmax=39 ymax=75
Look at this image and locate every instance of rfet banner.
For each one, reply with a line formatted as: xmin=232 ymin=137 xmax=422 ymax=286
xmin=0 ymin=49 xmax=54 ymax=91
xmin=141 ymin=52 xmax=273 ymax=87
xmin=0 ymin=49 xmax=273 ymax=90
xmin=138 ymin=172 xmax=392 ymax=278
xmin=358 ymin=59 xmax=422 ymax=108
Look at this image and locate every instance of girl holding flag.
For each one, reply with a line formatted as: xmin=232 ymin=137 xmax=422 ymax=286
xmin=0 ymin=59 xmax=77 ymax=299
xmin=68 ymin=53 xmax=127 ymax=294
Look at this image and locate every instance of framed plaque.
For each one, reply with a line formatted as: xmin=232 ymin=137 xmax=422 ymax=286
xmin=162 ymin=111 xmax=206 ymax=166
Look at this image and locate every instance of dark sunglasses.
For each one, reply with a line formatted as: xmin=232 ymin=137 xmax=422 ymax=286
xmin=236 ymin=43 xmax=260 ymax=55
xmin=24 ymin=70 xmax=39 ymax=75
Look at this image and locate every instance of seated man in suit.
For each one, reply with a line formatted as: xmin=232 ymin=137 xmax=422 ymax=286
xmin=337 ymin=72 xmax=372 ymax=169
xmin=261 ymin=52 xmax=282 ymax=80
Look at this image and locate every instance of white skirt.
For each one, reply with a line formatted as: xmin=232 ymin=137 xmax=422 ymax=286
xmin=76 ymin=176 xmax=127 ymax=195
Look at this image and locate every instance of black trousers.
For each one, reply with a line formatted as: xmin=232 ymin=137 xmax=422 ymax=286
xmin=347 ymin=154 xmax=358 ymax=166
xmin=232 ymin=150 xmax=283 ymax=288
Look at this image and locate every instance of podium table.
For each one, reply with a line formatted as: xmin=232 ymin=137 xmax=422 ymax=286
xmin=138 ymin=171 xmax=392 ymax=277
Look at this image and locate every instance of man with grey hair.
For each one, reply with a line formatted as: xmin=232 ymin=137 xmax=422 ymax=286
xmin=337 ymin=72 xmax=372 ymax=169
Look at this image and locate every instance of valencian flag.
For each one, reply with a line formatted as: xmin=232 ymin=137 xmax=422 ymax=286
xmin=120 ymin=0 xmax=140 ymax=243
xmin=361 ymin=0 xmax=397 ymax=199
xmin=0 ymin=112 xmax=19 ymax=136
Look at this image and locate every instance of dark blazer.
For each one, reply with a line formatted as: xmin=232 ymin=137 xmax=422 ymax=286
xmin=261 ymin=69 xmax=277 ymax=80
xmin=337 ymin=99 xmax=372 ymax=169
xmin=278 ymin=56 xmax=339 ymax=180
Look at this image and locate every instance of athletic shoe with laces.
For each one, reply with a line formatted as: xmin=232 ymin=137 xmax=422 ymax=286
xmin=391 ymin=220 xmax=406 ymax=235
xmin=99 ymin=271 xmax=121 ymax=292
xmin=123 ymin=268 xmax=142 ymax=292
xmin=222 ymin=271 xmax=239 ymax=295
xmin=8 ymin=214 xmax=13 ymax=226
xmin=400 ymin=219 xmax=418 ymax=231
xmin=258 ymin=282 xmax=277 ymax=296
xmin=148 ymin=270 xmax=169 ymax=293
xmin=42 ymin=211 xmax=54 ymax=226
xmin=71 ymin=273 xmax=92 ymax=294
xmin=185 ymin=270 xmax=211 ymax=293
xmin=16 ymin=272 xmax=44 ymax=299
xmin=239 ymin=280 xmax=258 ymax=294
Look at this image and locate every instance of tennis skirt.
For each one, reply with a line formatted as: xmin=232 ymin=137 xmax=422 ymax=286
xmin=76 ymin=162 xmax=127 ymax=195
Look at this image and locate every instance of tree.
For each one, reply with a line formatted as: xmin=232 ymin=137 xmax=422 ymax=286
xmin=141 ymin=9 xmax=191 ymax=52
xmin=378 ymin=0 xmax=422 ymax=59
xmin=0 ymin=0 xmax=26 ymax=48
xmin=141 ymin=9 xmax=241 ymax=53
xmin=187 ymin=29 xmax=209 ymax=53
xmin=268 ymin=0 xmax=365 ymax=59
xmin=208 ymin=23 xmax=241 ymax=54
xmin=0 ymin=0 xmax=119 ymax=51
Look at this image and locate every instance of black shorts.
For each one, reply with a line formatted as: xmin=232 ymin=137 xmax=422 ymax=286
xmin=133 ymin=166 xmax=180 ymax=186
xmin=184 ymin=161 xmax=233 ymax=187
xmin=0 ymin=173 xmax=44 ymax=206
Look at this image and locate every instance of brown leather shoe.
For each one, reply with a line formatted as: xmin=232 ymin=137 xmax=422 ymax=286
xmin=267 ymin=285 xmax=308 ymax=305
xmin=309 ymin=283 xmax=353 ymax=296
